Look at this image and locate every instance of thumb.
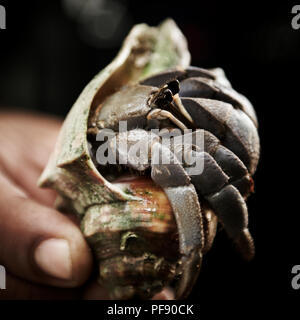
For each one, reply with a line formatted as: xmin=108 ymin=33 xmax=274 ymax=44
xmin=0 ymin=172 xmax=93 ymax=288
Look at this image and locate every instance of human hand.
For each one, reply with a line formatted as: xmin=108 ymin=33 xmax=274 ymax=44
xmin=0 ymin=112 xmax=173 ymax=300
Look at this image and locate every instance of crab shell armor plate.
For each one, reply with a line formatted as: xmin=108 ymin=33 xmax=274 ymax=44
xmin=38 ymin=19 xmax=260 ymax=299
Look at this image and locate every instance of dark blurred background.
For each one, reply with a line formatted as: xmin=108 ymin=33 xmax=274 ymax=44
xmin=0 ymin=0 xmax=299 ymax=313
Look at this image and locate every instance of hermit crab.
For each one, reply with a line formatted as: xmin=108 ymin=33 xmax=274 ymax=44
xmin=39 ymin=19 xmax=260 ymax=299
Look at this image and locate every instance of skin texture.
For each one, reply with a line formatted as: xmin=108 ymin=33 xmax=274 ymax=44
xmin=0 ymin=112 xmax=173 ymax=300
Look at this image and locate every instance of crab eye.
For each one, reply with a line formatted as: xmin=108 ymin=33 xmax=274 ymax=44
xmin=155 ymin=88 xmax=173 ymax=108
xmin=167 ymin=79 xmax=180 ymax=95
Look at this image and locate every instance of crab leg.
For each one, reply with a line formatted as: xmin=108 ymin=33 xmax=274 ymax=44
xmin=150 ymin=141 xmax=206 ymax=298
xmin=206 ymin=138 xmax=254 ymax=198
xmin=170 ymin=129 xmax=254 ymax=198
xmin=206 ymin=185 xmax=255 ymax=261
xmin=166 ymin=132 xmax=254 ymax=260
xmin=110 ymin=129 xmax=204 ymax=298
xmin=184 ymin=148 xmax=254 ymax=260
xmin=150 ymin=141 xmax=204 ymax=254
xmin=180 ymin=97 xmax=260 ymax=175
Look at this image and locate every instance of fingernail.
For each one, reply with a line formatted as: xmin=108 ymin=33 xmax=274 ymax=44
xmin=34 ymin=239 xmax=72 ymax=280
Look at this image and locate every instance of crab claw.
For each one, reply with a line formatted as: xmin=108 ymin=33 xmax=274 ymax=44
xmin=180 ymin=97 xmax=259 ymax=175
xmin=179 ymin=76 xmax=258 ymax=127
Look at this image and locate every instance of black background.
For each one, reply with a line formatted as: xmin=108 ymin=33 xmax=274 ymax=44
xmin=0 ymin=0 xmax=298 ymax=316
